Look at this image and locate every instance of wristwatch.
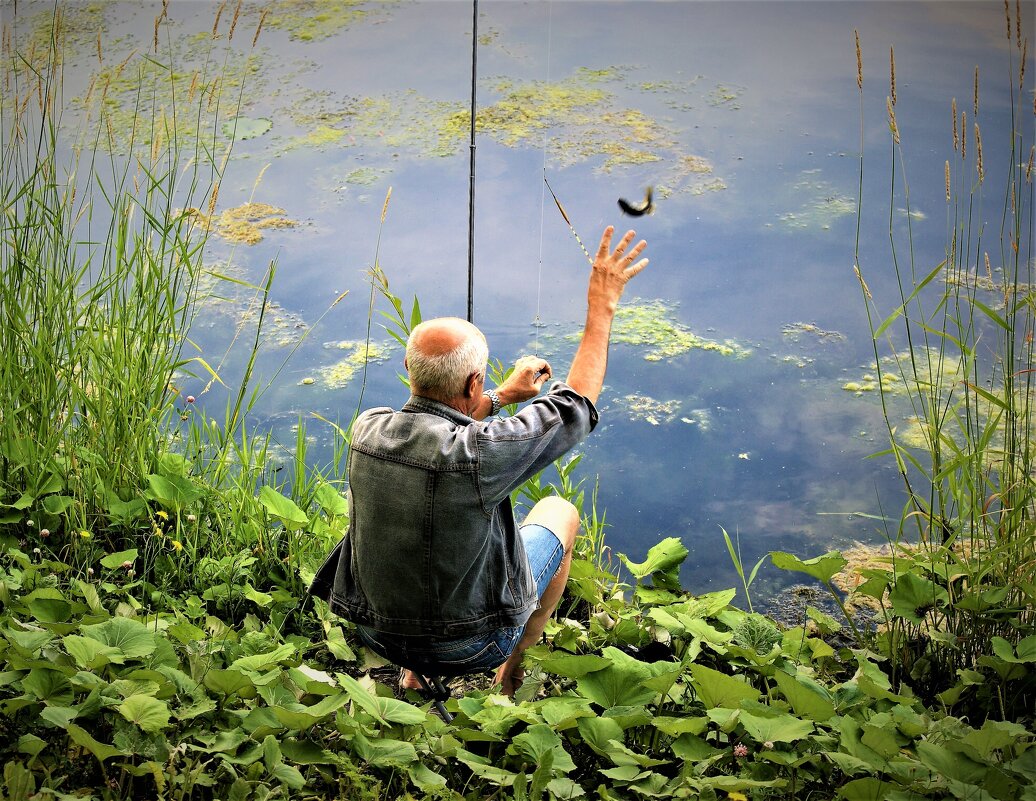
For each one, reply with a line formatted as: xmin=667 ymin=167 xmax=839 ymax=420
xmin=484 ymin=389 xmax=501 ymax=416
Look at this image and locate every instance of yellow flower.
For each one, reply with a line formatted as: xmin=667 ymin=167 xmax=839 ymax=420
xmin=727 ymin=793 xmax=749 ymax=801
xmin=155 ymin=510 xmax=169 ymax=520
xmin=171 ymin=540 xmax=183 ymax=552
xmin=78 ymin=530 xmax=91 ymax=539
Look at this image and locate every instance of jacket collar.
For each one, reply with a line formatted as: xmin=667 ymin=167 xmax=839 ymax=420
xmin=402 ymin=394 xmax=475 ymax=425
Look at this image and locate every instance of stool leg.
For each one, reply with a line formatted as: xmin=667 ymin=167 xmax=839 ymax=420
xmin=414 ymin=674 xmax=454 ymax=722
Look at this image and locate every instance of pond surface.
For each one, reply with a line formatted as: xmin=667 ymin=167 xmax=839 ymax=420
xmin=11 ymin=0 xmax=1029 ymax=595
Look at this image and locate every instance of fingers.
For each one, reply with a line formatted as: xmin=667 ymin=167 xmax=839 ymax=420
xmin=597 ymin=225 xmax=615 ymax=259
xmin=625 ymin=257 xmax=649 ymax=280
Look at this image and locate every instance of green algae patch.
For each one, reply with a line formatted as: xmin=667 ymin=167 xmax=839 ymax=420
xmin=618 ymin=394 xmax=681 ymax=425
xmin=264 ymin=1 xmax=391 ymax=42
xmin=222 ymin=116 xmax=273 ymax=141
xmin=776 ymin=170 xmax=856 ymax=231
xmin=319 ymin=341 xmax=395 ymax=389
xmin=782 ymin=322 xmax=846 ymax=343
xmin=187 ymin=203 xmax=299 ymax=245
xmin=607 ymin=299 xmax=752 ymax=362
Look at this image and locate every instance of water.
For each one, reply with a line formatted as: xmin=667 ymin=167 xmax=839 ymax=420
xmin=10 ymin=0 xmax=1030 ymax=595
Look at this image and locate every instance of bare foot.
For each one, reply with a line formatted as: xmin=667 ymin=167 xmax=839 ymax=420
xmin=399 ymin=669 xmax=424 ymax=692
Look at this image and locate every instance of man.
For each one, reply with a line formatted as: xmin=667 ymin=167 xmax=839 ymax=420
xmin=312 ymin=225 xmax=648 ymax=696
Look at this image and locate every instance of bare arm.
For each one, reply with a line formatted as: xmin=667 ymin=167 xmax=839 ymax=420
xmin=566 ymin=226 xmax=648 ymax=404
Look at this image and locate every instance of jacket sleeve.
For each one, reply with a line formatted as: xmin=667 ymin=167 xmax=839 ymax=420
xmin=475 ymin=382 xmax=599 ymax=509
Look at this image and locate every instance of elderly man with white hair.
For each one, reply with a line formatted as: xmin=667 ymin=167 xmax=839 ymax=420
xmin=312 ymin=225 xmax=648 ymax=696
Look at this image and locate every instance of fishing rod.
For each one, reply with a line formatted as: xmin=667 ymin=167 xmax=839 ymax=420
xmin=466 ymin=0 xmax=477 ymax=323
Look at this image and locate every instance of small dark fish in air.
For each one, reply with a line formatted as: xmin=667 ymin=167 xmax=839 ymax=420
xmin=618 ymin=187 xmax=654 ymax=217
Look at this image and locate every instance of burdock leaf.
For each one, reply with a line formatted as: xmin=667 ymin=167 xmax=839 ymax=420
xmin=118 ymin=695 xmax=171 ymax=734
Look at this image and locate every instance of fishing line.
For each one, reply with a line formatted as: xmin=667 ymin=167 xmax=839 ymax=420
xmin=534 ymin=1 xmax=554 ymax=341
xmin=466 ymin=0 xmax=478 ymax=323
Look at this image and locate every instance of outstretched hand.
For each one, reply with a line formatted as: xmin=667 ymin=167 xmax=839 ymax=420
xmin=497 ymin=355 xmax=552 ymax=404
xmin=588 ymin=226 xmax=649 ymax=312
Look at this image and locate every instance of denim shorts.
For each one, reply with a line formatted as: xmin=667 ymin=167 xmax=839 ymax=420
xmin=355 ymin=522 xmax=564 ymax=675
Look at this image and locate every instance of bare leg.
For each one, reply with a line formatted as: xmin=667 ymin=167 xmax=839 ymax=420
xmin=494 ymin=496 xmax=579 ymax=696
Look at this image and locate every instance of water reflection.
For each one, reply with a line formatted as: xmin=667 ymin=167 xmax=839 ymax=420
xmin=13 ymin=0 xmax=1027 ymax=593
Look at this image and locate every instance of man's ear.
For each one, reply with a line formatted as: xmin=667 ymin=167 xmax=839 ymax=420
xmin=465 ymin=371 xmax=481 ymax=399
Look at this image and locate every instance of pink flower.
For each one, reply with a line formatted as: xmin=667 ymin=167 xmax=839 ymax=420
xmin=733 ymin=744 xmax=749 ymax=758
xmin=121 ymin=560 xmax=133 ymax=570
xmin=186 ymin=395 xmax=196 ymax=404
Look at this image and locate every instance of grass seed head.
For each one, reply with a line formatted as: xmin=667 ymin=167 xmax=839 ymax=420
xmin=975 ymin=122 xmax=983 ymax=182
xmin=213 ymin=0 xmax=227 ymax=37
xmin=890 ymin=46 xmax=897 ymax=106
xmin=253 ymin=8 xmax=268 ymax=48
xmin=952 ymin=98 xmax=958 ymax=151
xmin=228 ymin=0 xmax=243 ymax=42
xmin=974 ymin=66 xmax=979 ymax=117
xmin=887 ymin=96 xmax=900 ymax=143
xmin=855 ymin=30 xmax=862 ymax=90
xmin=945 ymin=160 xmax=951 ymax=201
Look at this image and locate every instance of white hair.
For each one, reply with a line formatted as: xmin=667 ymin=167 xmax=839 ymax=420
xmin=406 ymin=320 xmax=488 ymax=398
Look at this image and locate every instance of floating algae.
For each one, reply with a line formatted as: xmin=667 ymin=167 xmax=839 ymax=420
xmin=263 ymin=0 xmax=392 ymax=42
xmin=319 ymin=340 xmax=395 ymax=389
xmin=222 ymin=116 xmax=273 ymax=141
xmin=602 ymin=299 xmax=751 ymax=362
xmin=782 ymin=322 xmax=846 ymax=343
xmin=776 ymin=170 xmax=855 ymax=231
xmin=187 ymin=202 xmax=299 ymax=246
xmin=618 ymin=394 xmax=681 ymax=426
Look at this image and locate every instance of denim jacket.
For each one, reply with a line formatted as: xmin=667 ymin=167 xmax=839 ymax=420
xmin=310 ymin=382 xmax=598 ymax=637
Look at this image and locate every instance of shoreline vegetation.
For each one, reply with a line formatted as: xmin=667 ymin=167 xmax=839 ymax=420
xmin=1 ymin=4 xmax=1033 ymax=800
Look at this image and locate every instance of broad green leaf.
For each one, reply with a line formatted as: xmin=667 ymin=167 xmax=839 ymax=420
xmin=773 ymin=671 xmax=836 ymax=722
xmin=576 ymin=647 xmax=664 ymax=709
xmin=770 ymin=551 xmax=847 ymax=584
xmin=670 ymin=733 xmax=719 ymax=761
xmin=337 ymin=673 xmax=426 ymax=725
xmin=147 ymin=473 xmax=204 ymax=508
xmin=535 ymin=695 xmax=595 ymax=728
xmin=21 ymin=669 xmax=73 ymax=705
xmin=738 ymin=709 xmax=814 ymax=743
xmin=39 ymin=706 xmax=78 ymax=729
xmin=689 ymin=663 xmax=761 ymax=708
xmin=652 ymin=716 xmax=709 ymax=736
xmin=576 ymin=716 xmax=625 ymax=757
xmin=230 ymin=643 xmax=297 ymax=672
xmin=258 ymin=486 xmax=309 ymax=529
xmin=118 ymin=695 xmax=171 ymax=733
xmin=242 ymin=584 xmax=273 ymax=607
xmin=991 ymin=635 xmax=1036 ymax=663
xmin=510 ymin=724 xmax=576 ymax=773
xmin=27 ymin=595 xmax=71 ymax=624
xmin=66 ymin=723 xmax=124 ymax=763
xmin=539 ymin=653 xmax=610 ymax=678
xmin=3 ymin=626 xmax=55 ymax=655
xmin=18 ymin=733 xmax=47 ymax=758
xmin=75 ymin=580 xmax=103 ymax=614
xmin=888 ymin=571 xmax=947 ymax=623
xmin=100 ymin=549 xmax=138 ymax=569
xmin=408 ymin=762 xmax=448 ymax=792
xmin=63 ymin=635 xmax=120 ymax=669
xmin=79 ymin=617 xmax=156 ymax=662
xmin=203 ymin=669 xmax=256 ymax=699
xmin=838 ymin=777 xmax=907 ymax=800
xmin=915 ymin=741 xmax=988 ymax=784
xmin=271 ymin=763 xmax=305 ymax=789
xmin=353 ymin=732 xmax=418 ymax=767
xmin=3 ymin=762 xmax=35 ymax=801
xmin=619 ymin=537 xmax=688 ymax=580
xmin=314 ymin=482 xmax=348 ymax=516
xmin=323 ymin=627 xmax=356 ymax=661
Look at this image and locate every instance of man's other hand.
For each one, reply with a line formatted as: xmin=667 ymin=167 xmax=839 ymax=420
xmin=497 ymin=356 xmax=552 ymax=405
xmin=588 ymin=226 xmax=649 ymax=313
